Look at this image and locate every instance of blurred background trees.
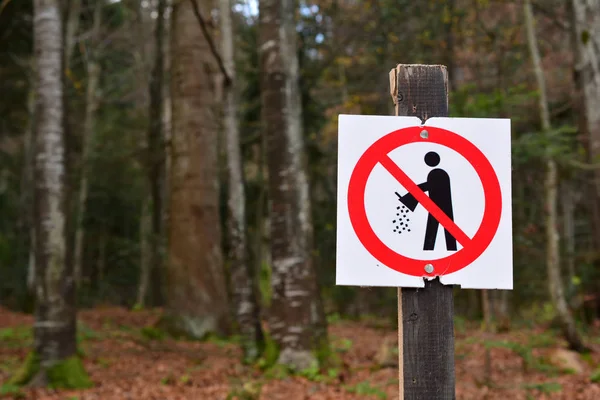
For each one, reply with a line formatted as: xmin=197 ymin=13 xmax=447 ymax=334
xmin=1 ymin=0 xmax=600 ymax=383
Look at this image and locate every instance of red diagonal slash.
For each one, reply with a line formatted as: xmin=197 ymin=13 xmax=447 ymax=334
xmin=379 ymin=154 xmax=471 ymax=247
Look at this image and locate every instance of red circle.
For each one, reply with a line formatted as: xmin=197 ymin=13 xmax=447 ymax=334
xmin=347 ymin=125 xmax=502 ymax=277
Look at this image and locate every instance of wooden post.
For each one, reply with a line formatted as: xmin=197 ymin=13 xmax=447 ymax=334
xmin=389 ymin=64 xmax=455 ymax=400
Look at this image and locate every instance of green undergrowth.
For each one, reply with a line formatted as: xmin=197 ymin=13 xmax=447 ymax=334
xmin=140 ymin=325 xmax=167 ymax=341
xmin=0 ymin=326 xmax=32 ymax=349
xmin=522 ymin=381 xmax=562 ymax=395
xmin=226 ymin=379 xmax=263 ymax=400
xmin=344 ymin=381 xmax=387 ymax=399
xmin=484 ymin=340 xmax=557 ymax=375
xmin=6 ymin=352 xmax=92 ymax=389
xmin=591 ymin=368 xmax=600 ymax=383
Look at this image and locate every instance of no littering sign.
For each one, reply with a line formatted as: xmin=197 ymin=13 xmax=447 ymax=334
xmin=336 ymin=115 xmax=512 ymax=289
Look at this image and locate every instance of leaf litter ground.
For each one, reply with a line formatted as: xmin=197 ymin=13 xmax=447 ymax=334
xmin=1 ymin=306 xmax=599 ymax=399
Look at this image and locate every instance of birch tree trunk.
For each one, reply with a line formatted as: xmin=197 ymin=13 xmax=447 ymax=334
xmin=570 ymin=0 xmax=600 ymax=248
xmin=220 ymin=0 xmax=264 ymax=361
xmin=13 ymin=0 xmax=90 ymax=387
xmin=259 ymin=0 xmax=328 ymax=370
xmin=163 ymin=0 xmax=230 ymax=338
xmin=74 ymin=0 xmax=102 ymax=287
xmin=525 ymin=0 xmax=586 ymax=352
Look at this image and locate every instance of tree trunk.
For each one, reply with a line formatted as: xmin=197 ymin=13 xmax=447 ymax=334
xmin=570 ymin=1 xmax=600 ymax=246
xmin=18 ymin=0 xmax=89 ymax=387
xmin=64 ymin=0 xmax=80 ymax=68
xmin=74 ymin=0 xmax=101 ymax=287
xmin=525 ymin=0 xmax=586 ymax=352
xmin=23 ymin=86 xmax=36 ymax=293
xmin=562 ymin=181 xmax=576 ymax=292
xmin=137 ymin=197 xmax=152 ymax=307
xmin=146 ymin=0 xmax=166 ymax=307
xmin=481 ymin=289 xmax=493 ymax=331
xmin=163 ymin=0 xmax=230 ymax=339
xmin=220 ymin=0 xmax=264 ymax=361
xmin=494 ymin=290 xmax=511 ymax=331
xmin=259 ymin=0 xmax=328 ymax=370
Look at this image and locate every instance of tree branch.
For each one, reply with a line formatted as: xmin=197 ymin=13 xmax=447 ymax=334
xmin=188 ymin=0 xmax=232 ymax=87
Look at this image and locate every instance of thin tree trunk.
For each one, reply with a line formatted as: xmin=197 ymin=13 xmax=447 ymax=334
xmin=562 ymin=181 xmax=576 ymax=289
xmin=147 ymin=0 xmax=166 ymax=307
xmin=22 ymin=0 xmax=89 ymax=386
xmin=494 ymin=290 xmax=510 ymax=331
xmin=259 ymin=0 xmax=328 ymax=370
xmin=64 ymin=0 xmax=80 ymax=68
xmin=570 ymin=0 xmax=600 ymax=246
xmin=74 ymin=0 xmax=101 ymax=287
xmin=24 ymin=86 xmax=36 ymax=293
xmin=525 ymin=0 xmax=586 ymax=352
xmin=481 ymin=289 xmax=493 ymax=331
xmin=220 ymin=0 xmax=264 ymax=361
xmin=163 ymin=0 xmax=230 ymax=338
xmin=137 ymin=198 xmax=152 ymax=307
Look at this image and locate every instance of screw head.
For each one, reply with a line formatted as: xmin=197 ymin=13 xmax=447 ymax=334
xmin=420 ymin=129 xmax=429 ymax=139
xmin=424 ymin=264 xmax=434 ymax=274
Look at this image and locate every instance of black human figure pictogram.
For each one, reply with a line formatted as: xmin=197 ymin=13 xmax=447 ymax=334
xmin=395 ymin=151 xmax=457 ymax=251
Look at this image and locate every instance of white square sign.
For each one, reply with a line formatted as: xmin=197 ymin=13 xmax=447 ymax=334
xmin=335 ymin=115 xmax=512 ymax=289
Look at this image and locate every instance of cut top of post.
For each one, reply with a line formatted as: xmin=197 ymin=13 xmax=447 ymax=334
xmin=389 ymin=64 xmax=449 ymax=121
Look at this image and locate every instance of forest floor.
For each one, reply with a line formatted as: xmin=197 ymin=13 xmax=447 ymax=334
xmin=1 ymin=306 xmax=600 ymax=399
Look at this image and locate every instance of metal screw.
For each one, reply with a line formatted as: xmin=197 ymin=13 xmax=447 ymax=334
xmin=424 ymin=264 xmax=434 ymax=274
xmin=420 ymin=129 xmax=429 ymax=139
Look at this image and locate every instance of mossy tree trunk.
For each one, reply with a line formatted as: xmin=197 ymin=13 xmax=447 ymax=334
xmin=163 ymin=0 xmax=230 ymax=339
xmin=17 ymin=0 xmax=89 ymax=388
xmin=258 ymin=0 xmax=328 ymax=371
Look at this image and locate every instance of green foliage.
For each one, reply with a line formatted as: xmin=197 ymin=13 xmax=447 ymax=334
xmin=0 ymin=383 xmax=25 ymax=398
xmin=8 ymin=352 xmax=39 ymax=386
xmin=344 ymin=381 xmax=387 ymax=399
xmin=226 ymin=380 xmax=262 ymax=400
xmin=257 ymin=333 xmax=279 ymax=370
xmin=522 ymin=382 xmax=562 ymax=394
xmin=8 ymin=352 xmax=92 ymax=389
xmin=140 ymin=326 xmax=166 ymax=341
xmin=484 ymin=339 xmax=565 ymax=376
xmin=77 ymin=322 xmax=102 ymax=342
xmin=326 ymin=313 xmax=342 ymax=324
xmin=0 ymin=326 xmax=32 ymax=348
xmin=298 ymin=360 xmax=320 ymax=381
xmin=527 ymin=331 xmax=557 ymax=348
xmin=46 ymin=356 xmax=93 ymax=389
xmin=591 ymin=368 xmax=600 ymax=383
xmin=332 ymin=337 xmax=353 ymax=353
xmin=453 ymin=315 xmax=467 ymax=334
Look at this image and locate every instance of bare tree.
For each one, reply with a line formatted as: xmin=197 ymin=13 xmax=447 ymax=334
xmin=570 ymin=0 xmax=600 ymax=247
xmin=137 ymin=0 xmax=167 ymax=308
xmin=259 ymin=0 xmax=328 ymax=370
xmin=162 ymin=0 xmax=230 ymax=338
xmin=74 ymin=0 xmax=102 ymax=287
xmin=525 ymin=0 xmax=586 ymax=352
xmin=220 ymin=0 xmax=264 ymax=361
xmin=11 ymin=0 xmax=89 ymax=387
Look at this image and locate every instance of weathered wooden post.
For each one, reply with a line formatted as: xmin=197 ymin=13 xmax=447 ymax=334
xmin=389 ymin=64 xmax=455 ymax=399
xmin=336 ymin=63 xmax=511 ymax=399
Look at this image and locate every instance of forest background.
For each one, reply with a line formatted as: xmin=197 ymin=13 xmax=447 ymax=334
xmin=1 ymin=0 xmax=600 ymax=399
